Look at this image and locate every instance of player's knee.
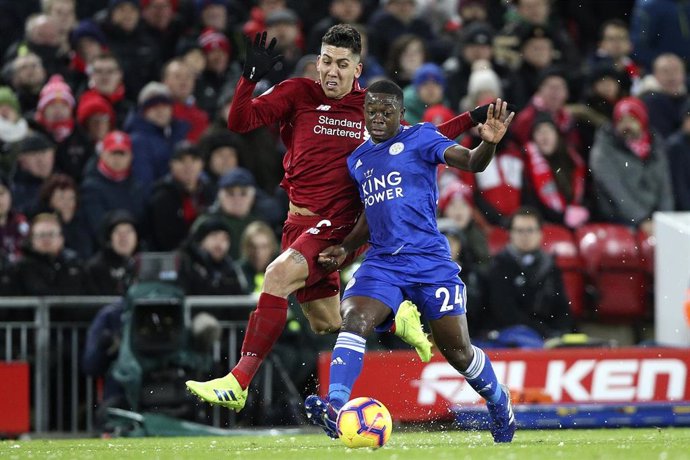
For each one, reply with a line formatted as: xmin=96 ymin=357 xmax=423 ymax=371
xmin=308 ymin=316 xmax=341 ymax=335
xmin=341 ymin=308 xmax=375 ymax=337
xmin=439 ymin=345 xmax=474 ymax=371
xmin=263 ymin=259 xmax=298 ymax=295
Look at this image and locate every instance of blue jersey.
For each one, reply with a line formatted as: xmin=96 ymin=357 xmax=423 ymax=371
xmin=347 ymin=122 xmax=457 ymax=258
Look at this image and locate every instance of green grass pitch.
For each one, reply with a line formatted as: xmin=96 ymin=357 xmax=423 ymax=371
xmin=2 ymin=428 xmax=690 ymax=460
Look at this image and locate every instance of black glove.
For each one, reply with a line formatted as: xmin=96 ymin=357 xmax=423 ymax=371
xmin=469 ymin=102 xmax=517 ymax=124
xmin=243 ymin=31 xmax=282 ymax=82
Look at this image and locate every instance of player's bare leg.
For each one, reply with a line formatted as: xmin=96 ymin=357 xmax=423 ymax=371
xmin=186 ymin=248 xmax=311 ymax=411
xmin=301 ymin=295 xmax=342 ymax=334
xmin=429 ymin=314 xmax=516 ymax=442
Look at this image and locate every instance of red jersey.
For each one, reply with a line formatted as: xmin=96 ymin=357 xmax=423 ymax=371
xmin=228 ymin=76 xmax=476 ymax=224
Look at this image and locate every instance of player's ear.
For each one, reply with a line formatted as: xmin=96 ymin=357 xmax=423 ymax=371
xmin=354 ymin=61 xmax=363 ymax=78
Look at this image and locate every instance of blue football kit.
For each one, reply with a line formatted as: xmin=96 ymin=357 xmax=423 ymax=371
xmin=308 ymin=123 xmax=516 ymax=445
xmin=342 ymin=122 xmax=467 ymax=321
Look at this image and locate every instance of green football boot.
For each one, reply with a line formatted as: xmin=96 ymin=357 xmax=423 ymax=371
xmin=185 ymin=373 xmax=248 ymax=412
xmin=394 ymin=300 xmax=433 ymax=362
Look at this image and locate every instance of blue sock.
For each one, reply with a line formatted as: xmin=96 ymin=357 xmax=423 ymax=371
xmin=461 ymin=345 xmax=505 ymax=404
xmin=328 ymin=331 xmax=367 ymax=410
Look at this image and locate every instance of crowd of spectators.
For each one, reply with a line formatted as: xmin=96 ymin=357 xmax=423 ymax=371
xmin=0 ymin=0 xmax=689 ymax=337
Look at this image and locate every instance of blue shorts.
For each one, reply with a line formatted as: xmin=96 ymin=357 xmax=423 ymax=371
xmin=342 ymin=253 xmax=467 ymax=322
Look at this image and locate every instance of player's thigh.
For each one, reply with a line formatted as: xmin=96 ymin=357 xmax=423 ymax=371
xmin=428 ymin=313 xmax=473 ymax=354
xmin=263 ymin=248 xmax=310 ymax=296
xmin=342 ymin=270 xmax=404 ymax=333
xmin=300 ymin=294 xmax=342 ymax=334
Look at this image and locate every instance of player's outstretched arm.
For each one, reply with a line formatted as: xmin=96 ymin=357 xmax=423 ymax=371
xmin=443 ymin=98 xmax=515 ymax=172
xmin=228 ymin=32 xmax=291 ymax=133
xmin=318 ymin=213 xmax=370 ymax=273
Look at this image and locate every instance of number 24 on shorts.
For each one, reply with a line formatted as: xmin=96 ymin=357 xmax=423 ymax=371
xmin=435 ymin=285 xmax=463 ymax=312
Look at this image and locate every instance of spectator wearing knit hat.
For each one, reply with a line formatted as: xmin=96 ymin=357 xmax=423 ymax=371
xmin=97 ymin=0 xmax=162 ymax=98
xmin=146 ymin=142 xmax=215 ymax=251
xmin=197 ymin=129 xmax=245 ymax=192
xmin=124 ymin=82 xmax=189 ymax=187
xmin=194 ymin=28 xmax=241 ymax=118
xmin=590 ymin=97 xmax=674 ymax=232
xmin=80 ymin=53 xmax=134 ymax=128
xmin=0 ymin=87 xmax=30 ymax=162
xmin=80 ymin=130 xmax=146 ymax=245
xmin=402 ymin=63 xmax=450 ymax=125
xmin=162 ymin=58 xmax=209 ymax=142
xmin=84 ymin=209 xmax=140 ymax=296
xmin=9 ymin=131 xmax=56 ymax=215
xmin=460 ymin=63 xmax=503 ymax=113
xmin=34 ymin=74 xmax=95 ymax=182
xmin=76 ymin=93 xmax=116 ymax=145
xmin=177 ymin=215 xmax=248 ymax=295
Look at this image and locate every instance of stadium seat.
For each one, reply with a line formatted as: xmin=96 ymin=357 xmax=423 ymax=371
xmin=637 ymin=229 xmax=655 ymax=276
xmin=487 ymin=227 xmax=509 ymax=255
xmin=575 ymin=224 xmax=647 ymax=322
xmin=541 ymin=224 xmax=585 ymax=319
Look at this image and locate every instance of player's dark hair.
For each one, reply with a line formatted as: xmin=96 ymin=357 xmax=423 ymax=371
xmin=509 ymin=206 xmax=544 ymax=230
xmin=322 ymin=24 xmax=362 ymax=56
xmin=367 ymin=79 xmax=404 ymax=103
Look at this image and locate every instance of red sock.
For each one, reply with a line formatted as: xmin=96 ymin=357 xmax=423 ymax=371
xmin=231 ymin=293 xmax=288 ymax=389
xmin=388 ymin=323 xmax=397 ymax=334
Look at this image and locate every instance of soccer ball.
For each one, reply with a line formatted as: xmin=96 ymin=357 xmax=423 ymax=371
xmin=336 ymin=397 xmax=392 ymax=449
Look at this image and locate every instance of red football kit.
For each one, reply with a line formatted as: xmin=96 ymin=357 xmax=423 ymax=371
xmin=224 ymin=75 xmax=477 ymax=391
xmin=228 ymin=76 xmax=475 ymax=302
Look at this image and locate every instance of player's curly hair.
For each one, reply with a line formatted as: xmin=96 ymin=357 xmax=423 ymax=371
xmin=322 ymin=24 xmax=362 ymax=57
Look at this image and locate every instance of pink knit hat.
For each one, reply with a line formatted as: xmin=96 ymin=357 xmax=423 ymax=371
xmin=38 ymin=75 xmax=76 ymax=112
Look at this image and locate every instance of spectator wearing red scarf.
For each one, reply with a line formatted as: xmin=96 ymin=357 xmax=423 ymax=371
xmin=590 ymin=97 xmax=674 ymax=232
xmin=522 ymin=112 xmax=588 ymax=228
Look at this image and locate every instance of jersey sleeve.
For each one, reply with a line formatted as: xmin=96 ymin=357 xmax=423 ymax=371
xmin=417 ymin=123 xmax=458 ymax=165
xmin=227 ymin=77 xmax=298 ymax=132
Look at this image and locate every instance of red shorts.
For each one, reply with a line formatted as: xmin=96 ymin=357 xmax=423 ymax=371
xmin=281 ymin=213 xmax=367 ymax=304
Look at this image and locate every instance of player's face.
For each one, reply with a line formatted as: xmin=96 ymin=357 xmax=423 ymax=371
xmin=364 ymin=92 xmax=404 ymax=143
xmin=317 ymin=45 xmax=362 ymax=100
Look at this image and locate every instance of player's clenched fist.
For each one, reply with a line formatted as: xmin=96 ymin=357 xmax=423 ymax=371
xmin=243 ymin=31 xmax=282 ymax=82
xmin=318 ymin=245 xmax=348 ymax=273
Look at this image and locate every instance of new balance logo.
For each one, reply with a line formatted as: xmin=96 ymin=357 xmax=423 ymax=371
xmin=331 ymin=357 xmax=346 ymax=366
xmin=316 ymin=105 xmax=331 ymax=111
xmin=213 ymin=389 xmax=237 ymax=402
xmin=355 ymin=159 xmax=363 ymax=169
